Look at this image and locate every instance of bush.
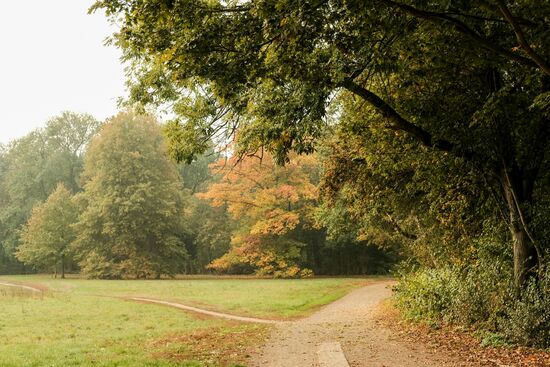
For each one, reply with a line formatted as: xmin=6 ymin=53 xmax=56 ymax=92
xmin=449 ymin=261 xmax=510 ymax=328
xmin=502 ymin=268 xmax=550 ymax=348
xmin=393 ymin=267 xmax=459 ymax=324
xmin=78 ymin=251 xmax=121 ymax=279
xmin=394 ymin=264 xmax=550 ymax=348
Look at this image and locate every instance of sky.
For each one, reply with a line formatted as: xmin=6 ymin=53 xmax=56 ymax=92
xmin=0 ymin=1 xmax=126 ymax=144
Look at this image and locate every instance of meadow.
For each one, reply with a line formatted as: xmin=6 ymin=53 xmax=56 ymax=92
xmin=0 ymin=276 xmax=368 ymax=367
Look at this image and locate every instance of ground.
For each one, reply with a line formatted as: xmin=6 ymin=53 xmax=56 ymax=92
xmin=1 ymin=276 xmax=548 ymax=367
xmin=0 ymin=275 xmax=367 ymax=367
xmin=251 ymin=280 xmax=550 ymax=366
xmin=377 ymin=302 xmax=550 ymax=367
xmin=251 ymin=281 xmax=463 ymax=366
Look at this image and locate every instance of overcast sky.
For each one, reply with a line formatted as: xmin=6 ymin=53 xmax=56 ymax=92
xmin=0 ymin=1 xmax=126 ymax=144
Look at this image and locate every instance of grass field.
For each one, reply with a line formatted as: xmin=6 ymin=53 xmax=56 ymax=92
xmin=0 ymin=275 xmax=369 ymax=367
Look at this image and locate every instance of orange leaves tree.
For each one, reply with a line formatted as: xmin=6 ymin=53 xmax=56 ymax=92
xmin=198 ymin=153 xmax=319 ymax=277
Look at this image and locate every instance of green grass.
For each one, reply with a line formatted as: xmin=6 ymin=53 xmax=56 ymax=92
xmin=0 ymin=275 xmax=369 ymax=366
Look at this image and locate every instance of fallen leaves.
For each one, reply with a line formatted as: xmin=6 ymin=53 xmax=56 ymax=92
xmin=376 ymin=301 xmax=550 ymax=367
xmin=149 ymin=323 xmax=269 ymax=366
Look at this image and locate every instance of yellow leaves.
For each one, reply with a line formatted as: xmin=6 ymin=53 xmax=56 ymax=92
xmin=200 ymin=151 xmax=319 ymax=277
xmin=199 ymin=152 xmax=318 ymax=224
xmin=250 ymin=211 xmax=300 ymax=236
xmin=275 ymin=184 xmax=298 ymax=201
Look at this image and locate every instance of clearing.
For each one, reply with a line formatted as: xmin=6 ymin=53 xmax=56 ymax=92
xmin=0 ymin=275 xmax=367 ymax=366
xmin=5 ymin=276 xmax=537 ymax=367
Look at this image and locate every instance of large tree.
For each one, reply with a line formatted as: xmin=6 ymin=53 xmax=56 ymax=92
xmin=73 ymin=112 xmax=188 ymax=279
xmin=16 ymin=184 xmax=77 ymax=278
xmin=93 ymin=0 xmax=550 ymax=285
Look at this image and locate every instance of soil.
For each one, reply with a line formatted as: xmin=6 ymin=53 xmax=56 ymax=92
xmin=128 ymin=296 xmax=282 ymax=324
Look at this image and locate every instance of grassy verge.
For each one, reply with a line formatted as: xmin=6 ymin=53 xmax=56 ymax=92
xmin=0 ymin=275 xmax=368 ymax=366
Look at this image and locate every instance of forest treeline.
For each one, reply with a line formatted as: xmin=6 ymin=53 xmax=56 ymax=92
xmin=0 ymin=112 xmax=393 ymax=279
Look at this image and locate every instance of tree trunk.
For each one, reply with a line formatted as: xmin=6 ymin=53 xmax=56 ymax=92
xmin=61 ymin=255 xmax=65 ymax=279
xmin=501 ymin=168 xmax=538 ymax=287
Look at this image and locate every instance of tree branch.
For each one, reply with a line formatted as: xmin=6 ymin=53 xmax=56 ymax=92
xmin=380 ymin=0 xmax=539 ymax=70
xmin=494 ymin=0 xmax=550 ymax=76
xmin=196 ymin=5 xmax=251 ymax=13
xmin=444 ymin=10 xmax=535 ymax=26
xmin=386 ymin=213 xmax=418 ymax=240
xmin=341 ymin=78 xmax=456 ymax=152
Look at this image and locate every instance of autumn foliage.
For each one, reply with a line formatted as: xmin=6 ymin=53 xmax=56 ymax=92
xmin=199 ymin=153 xmax=319 ymax=277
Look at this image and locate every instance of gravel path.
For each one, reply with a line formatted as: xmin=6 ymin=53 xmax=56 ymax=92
xmin=251 ymin=281 xmax=464 ymax=367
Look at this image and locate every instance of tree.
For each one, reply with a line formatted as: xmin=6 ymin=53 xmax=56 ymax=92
xmin=0 ymin=112 xmax=101 ymax=272
xmin=184 ymin=200 xmax=234 ymax=273
xmin=16 ymin=184 xmax=77 ymax=278
xmin=319 ymin=100 xmax=496 ymax=269
xmin=73 ymin=111 xmax=188 ymax=279
xmin=199 ymin=153 xmax=319 ymax=277
xmin=93 ymin=0 xmax=550 ymax=286
xmin=176 ymin=150 xmax=235 ymax=273
xmin=178 ymin=147 xmax=219 ymax=194
xmin=44 ymin=112 xmax=104 ymax=192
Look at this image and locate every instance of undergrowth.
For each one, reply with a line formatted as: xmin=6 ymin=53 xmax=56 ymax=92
xmin=394 ymin=264 xmax=550 ymax=348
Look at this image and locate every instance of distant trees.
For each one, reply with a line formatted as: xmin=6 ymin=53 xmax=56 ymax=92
xmin=176 ymin=150 xmax=232 ymax=272
xmin=183 ymin=201 xmax=234 ymax=273
xmin=44 ymin=112 xmax=104 ymax=192
xmin=73 ymin=112 xmax=189 ymax=279
xmin=16 ymin=184 xmax=77 ymax=278
xmin=198 ymin=151 xmax=391 ymax=277
xmin=0 ymin=110 xmax=395 ymax=279
xmin=0 ymin=112 xmax=101 ymax=273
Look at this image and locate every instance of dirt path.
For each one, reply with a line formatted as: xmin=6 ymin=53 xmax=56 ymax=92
xmin=129 ymin=297 xmax=282 ymax=324
xmin=0 ymin=281 xmax=44 ymax=293
xmin=251 ymin=281 xmax=465 ymax=367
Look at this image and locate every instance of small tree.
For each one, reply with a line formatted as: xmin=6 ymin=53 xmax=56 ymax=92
xmin=16 ymin=184 xmax=77 ymax=278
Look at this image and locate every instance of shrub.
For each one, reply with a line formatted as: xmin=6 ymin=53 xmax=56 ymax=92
xmin=393 ymin=267 xmax=459 ymax=323
xmin=502 ymin=268 xmax=550 ymax=348
xmin=394 ymin=264 xmax=550 ymax=348
xmin=78 ymin=251 xmax=121 ymax=279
